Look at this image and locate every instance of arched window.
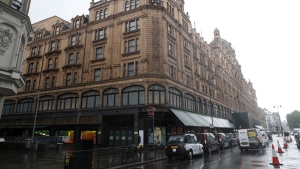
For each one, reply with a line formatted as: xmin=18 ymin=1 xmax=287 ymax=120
xmin=207 ymin=102 xmax=212 ymax=115
xmin=125 ymin=1 xmax=129 ymax=11
xmin=168 ymin=88 xmax=182 ymax=108
xmin=57 ymin=93 xmax=79 ymax=110
xmin=39 ymin=96 xmax=55 ymax=111
xmin=220 ymin=107 xmax=224 ymax=118
xmin=214 ymin=105 xmax=219 ymax=117
xmin=122 ymin=85 xmax=145 ymax=106
xmin=130 ymin=0 xmax=135 ymax=9
xmin=100 ymin=10 xmax=104 ymax=19
xmin=202 ymin=100 xmax=207 ymax=114
xmin=103 ymin=88 xmax=119 ymax=107
xmin=184 ymin=94 xmax=195 ymax=111
xmin=148 ymin=84 xmax=165 ymax=104
xmin=104 ymin=9 xmax=108 ymax=18
xmin=17 ymin=98 xmax=34 ymax=113
xmin=2 ymin=100 xmax=15 ymax=114
xmin=82 ymin=90 xmax=100 ymax=109
xmin=196 ymin=98 xmax=202 ymax=113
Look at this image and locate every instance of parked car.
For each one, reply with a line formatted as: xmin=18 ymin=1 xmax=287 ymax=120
xmin=225 ymin=133 xmax=238 ymax=147
xmin=214 ymin=133 xmax=230 ymax=149
xmin=295 ymin=131 xmax=300 ymax=149
xmin=238 ymin=129 xmax=266 ymax=152
xmin=164 ymin=133 xmax=204 ymax=160
xmin=264 ymin=131 xmax=272 ymax=141
xmin=194 ymin=133 xmax=219 ymax=154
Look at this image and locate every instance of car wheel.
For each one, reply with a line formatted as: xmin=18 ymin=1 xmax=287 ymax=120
xmin=167 ymin=155 xmax=173 ymax=160
xmin=201 ymin=148 xmax=204 ymax=156
xmin=186 ymin=150 xmax=193 ymax=160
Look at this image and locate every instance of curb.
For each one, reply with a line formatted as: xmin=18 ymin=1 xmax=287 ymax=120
xmin=108 ymin=157 xmax=167 ymax=169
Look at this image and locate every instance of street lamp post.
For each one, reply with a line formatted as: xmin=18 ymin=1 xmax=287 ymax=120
xmin=208 ymin=73 xmax=215 ymax=133
xmin=274 ymin=105 xmax=282 ymax=136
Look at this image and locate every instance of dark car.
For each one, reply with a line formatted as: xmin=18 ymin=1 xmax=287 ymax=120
xmin=194 ymin=133 xmax=219 ymax=154
xmin=295 ymin=131 xmax=300 ymax=149
xmin=264 ymin=131 xmax=272 ymax=141
xmin=214 ymin=133 xmax=230 ymax=149
xmin=164 ymin=133 xmax=204 ymax=160
xmin=225 ymin=133 xmax=238 ymax=147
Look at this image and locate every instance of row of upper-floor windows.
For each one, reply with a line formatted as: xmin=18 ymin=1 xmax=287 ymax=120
xmin=24 ymin=61 xmax=139 ymax=91
xmin=3 ymin=85 xmax=233 ymax=119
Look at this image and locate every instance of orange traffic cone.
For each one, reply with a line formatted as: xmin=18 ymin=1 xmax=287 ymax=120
xmin=283 ymin=138 xmax=288 ymax=149
xmin=286 ymin=136 xmax=290 ymax=143
xmin=276 ymin=140 xmax=284 ymax=153
xmin=270 ymin=144 xmax=283 ymax=166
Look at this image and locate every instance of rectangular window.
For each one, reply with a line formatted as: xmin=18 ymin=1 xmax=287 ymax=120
xmin=52 ymin=76 xmax=56 ymax=87
xmin=54 ymin=58 xmax=57 ymax=69
xmin=96 ymin=47 xmax=103 ymax=59
xmin=55 ymin=27 xmax=60 ymax=35
xmin=184 ymin=55 xmax=189 ymax=66
xmin=76 ymin=52 xmax=80 ymax=64
xmin=71 ymin=36 xmax=76 ymax=46
xmin=28 ymin=63 xmax=34 ymax=73
xmin=74 ymin=72 xmax=77 ymax=84
xmin=170 ymin=65 xmax=174 ymax=78
xmin=48 ymin=58 xmax=53 ymax=69
xmin=50 ymin=42 xmax=55 ymax=51
xmin=97 ymin=28 xmax=106 ymax=40
xmin=57 ymin=41 xmax=60 ymax=50
xmin=38 ymin=46 xmax=42 ymax=56
xmin=68 ymin=53 xmax=74 ymax=65
xmin=33 ymin=80 xmax=36 ymax=90
xmin=183 ymin=38 xmax=188 ymax=48
xmin=66 ymin=73 xmax=71 ymax=86
xmin=124 ymin=38 xmax=139 ymax=53
xmin=78 ymin=35 xmax=82 ymax=45
xmin=36 ymin=33 xmax=41 ymax=40
xmin=45 ymin=77 xmax=50 ymax=89
xmin=35 ymin=62 xmax=39 ymax=72
xmin=94 ymin=69 xmax=101 ymax=82
xmin=96 ymin=11 xmax=99 ymax=20
xmin=31 ymin=47 xmax=36 ymax=57
xmin=75 ymin=20 xmax=80 ymax=28
xmin=25 ymin=80 xmax=30 ymax=91
xmin=168 ymin=43 xmax=173 ymax=55
xmin=128 ymin=62 xmax=134 ymax=77
xmin=124 ymin=62 xmax=138 ymax=77
xmin=167 ymin=23 xmax=173 ymax=36
xmin=126 ymin=19 xmax=139 ymax=32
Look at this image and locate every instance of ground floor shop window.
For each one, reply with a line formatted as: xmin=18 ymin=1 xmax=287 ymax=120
xmin=57 ymin=130 xmax=74 ymax=143
xmin=154 ymin=126 xmax=166 ymax=146
xmin=81 ymin=131 xmax=96 ymax=144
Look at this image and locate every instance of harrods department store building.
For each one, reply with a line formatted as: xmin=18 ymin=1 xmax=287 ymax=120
xmin=0 ymin=0 xmax=262 ymax=147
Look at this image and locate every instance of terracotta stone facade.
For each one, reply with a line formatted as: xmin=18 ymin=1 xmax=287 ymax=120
xmin=0 ymin=0 xmax=265 ymax=146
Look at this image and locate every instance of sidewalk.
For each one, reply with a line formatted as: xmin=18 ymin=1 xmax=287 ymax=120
xmin=0 ymin=145 xmax=167 ymax=169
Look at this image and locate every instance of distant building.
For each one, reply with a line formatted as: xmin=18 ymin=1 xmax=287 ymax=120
xmin=0 ymin=0 xmax=32 ymax=118
xmin=0 ymin=0 xmax=261 ymax=146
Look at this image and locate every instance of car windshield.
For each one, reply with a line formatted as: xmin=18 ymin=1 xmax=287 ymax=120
xmin=265 ymin=131 xmax=270 ymax=135
xmin=226 ymin=133 xmax=233 ymax=138
xmin=167 ymin=135 xmax=184 ymax=144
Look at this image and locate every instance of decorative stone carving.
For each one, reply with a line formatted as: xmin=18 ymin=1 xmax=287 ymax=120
xmin=0 ymin=28 xmax=13 ymax=55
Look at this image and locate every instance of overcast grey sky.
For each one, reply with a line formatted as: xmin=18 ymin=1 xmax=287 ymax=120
xmin=28 ymin=0 xmax=300 ymax=121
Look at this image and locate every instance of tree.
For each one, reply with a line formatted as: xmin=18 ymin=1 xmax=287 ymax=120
xmin=286 ymin=110 xmax=300 ymax=129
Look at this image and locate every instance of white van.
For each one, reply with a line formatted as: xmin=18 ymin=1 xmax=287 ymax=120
xmin=238 ymin=129 xmax=265 ymax=152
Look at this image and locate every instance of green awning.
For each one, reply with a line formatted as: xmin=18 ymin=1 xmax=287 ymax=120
xmin=170 ymin=108 xmax=236 ymax=128
xmin=170 ymin=108 xmax=198 ymax=127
